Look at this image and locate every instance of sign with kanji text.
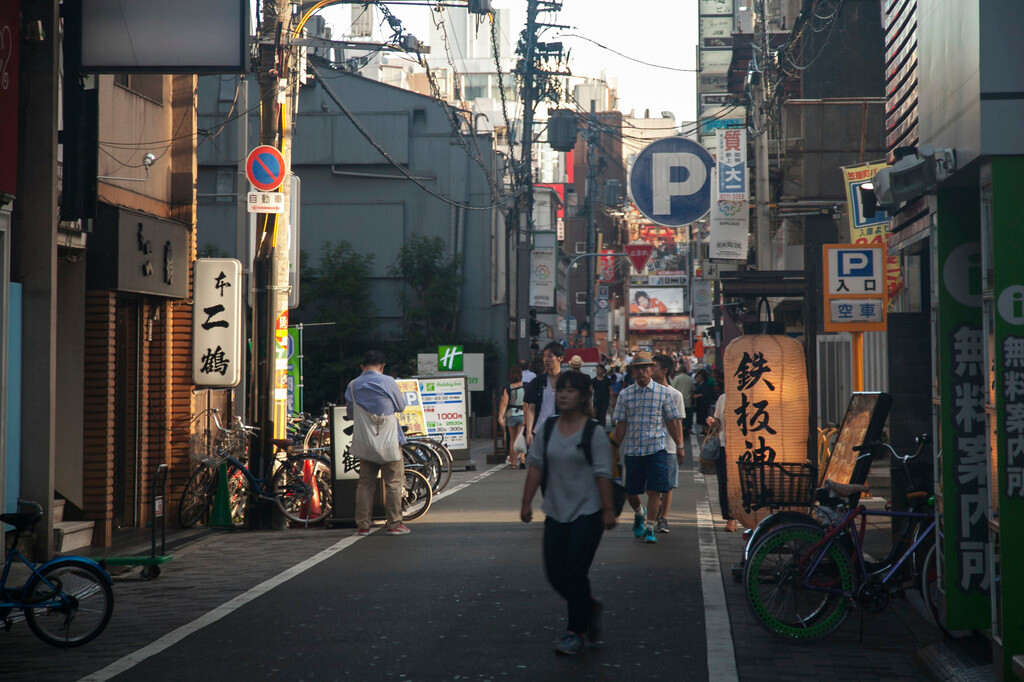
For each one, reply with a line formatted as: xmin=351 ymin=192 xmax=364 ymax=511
xmin=823 ymin=244 xmax=887 ymax=332
xmin=193 ymin=258 xmax=242 ymax=386
xmin=625 ymin=242 xmax=655 ymax=273
xmin=247 ymin=191 xmax=284 ymax=214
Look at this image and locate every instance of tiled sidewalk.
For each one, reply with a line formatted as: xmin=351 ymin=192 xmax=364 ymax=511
xmin=700 ymin=469 xmax=945 ymax=682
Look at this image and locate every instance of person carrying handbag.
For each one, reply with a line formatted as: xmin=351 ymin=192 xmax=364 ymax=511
xmin=705 ymin=392 xmax=737 ymax=531
xmin=346 ymin=350 xmax=411 ymax=537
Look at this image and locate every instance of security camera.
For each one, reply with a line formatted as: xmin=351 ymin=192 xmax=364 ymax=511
xmin=143 ymin=153 xmax=156 ymax=168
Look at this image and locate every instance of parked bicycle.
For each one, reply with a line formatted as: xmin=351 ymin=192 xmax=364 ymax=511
xmin=179 ymin=410 xmax=332 ymax=528
xmin=742 ymin=437 xmax=938 ymax=641
xmin=1 ymin=501 xmax=114 ymax=647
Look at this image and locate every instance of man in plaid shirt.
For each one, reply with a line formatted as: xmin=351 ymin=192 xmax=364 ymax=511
xmin=612 ymin=351 xmax=684 ymax=544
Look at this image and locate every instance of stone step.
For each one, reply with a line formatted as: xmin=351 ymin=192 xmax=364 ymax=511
xmin=53 ymin=520 xmax=95 ymax=553
xmin=53 ymin=498 xmax=65 ymax=524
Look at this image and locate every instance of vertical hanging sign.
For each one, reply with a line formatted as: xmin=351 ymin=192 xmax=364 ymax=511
xmin=991 ymin=158 xmax=1024 ymax=671
xmin=193 ymin=259 xmax=242 ymax=387
xmin=935 ymin=189 xmax=988 ymax=630
xmin=529 ymin=230 xmax=557 ymax=308
xmin=710 ymin=127 xmax=749 ymax=262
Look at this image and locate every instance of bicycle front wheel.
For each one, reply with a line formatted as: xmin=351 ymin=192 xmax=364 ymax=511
xmin=178 ymin=465 xmax=217 ymax=528
xmin=273 ymin=456 xmax=332 ymax=525
xmin=744 ymin=524 xmax=854 ymax=642
xmin=402 ymin=469 xmax=432 ymax=521
xmin=24 ymin=561 xmax=114 ymax=647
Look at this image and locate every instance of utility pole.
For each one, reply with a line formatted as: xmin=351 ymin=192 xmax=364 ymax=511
xmin=584 ymin=104 xmax=598 ymax=348
xmin=755 ymin=109 xmax=771 ymax=271
xmin=251 ymin=0 xmax=294 ymax=529
xmin=520 ymin=0 xmax=538 ymax=235
xmin=754 ymin=0 xmax=771 ymax=271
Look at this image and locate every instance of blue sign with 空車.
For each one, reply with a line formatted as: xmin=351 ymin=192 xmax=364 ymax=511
xmin=629 ymin=137 xmax=715 ymax=227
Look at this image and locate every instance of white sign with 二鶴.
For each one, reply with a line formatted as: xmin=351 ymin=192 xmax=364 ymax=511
xmin=193 ymin=259 xmax=242 ymax=387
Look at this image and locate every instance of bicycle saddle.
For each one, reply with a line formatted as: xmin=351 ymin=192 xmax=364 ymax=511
xmin=0 ymin=510 xmax=42 ymax=531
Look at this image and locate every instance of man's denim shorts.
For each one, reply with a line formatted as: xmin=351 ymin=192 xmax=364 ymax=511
xmin=624 ymin=450 xmax=670 ymax=494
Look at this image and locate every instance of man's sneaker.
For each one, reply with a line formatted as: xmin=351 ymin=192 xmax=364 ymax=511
xmin=655 ymin=518 xmax=670 ymax=533
xmin=587 ymin=601 xmax=603 ymax=644
xmin=632 ymin=506 xmax=647 ymax=538
xmin=386 ymin=524 xmax=411 ymax=536
xmin=641 ymin=526 xmax=658 ymax=543
xmin=554 ymin=631 xmax=585 ymax=656
xmin=355 ymin=528 xmax=370 ymax=537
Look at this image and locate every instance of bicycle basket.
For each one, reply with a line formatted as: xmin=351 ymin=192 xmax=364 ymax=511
xmin=737 ymin=460 xmax=816 ymax=513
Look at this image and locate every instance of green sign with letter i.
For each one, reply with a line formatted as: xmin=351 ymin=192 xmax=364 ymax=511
xmin=989 ymin=157 xmax=1024 ymax=673
xmin=934 ymin=187 xmax=989 ymax=630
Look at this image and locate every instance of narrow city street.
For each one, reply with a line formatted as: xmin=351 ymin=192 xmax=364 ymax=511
xmin=0 ymin=436 xmax=954 ymax=681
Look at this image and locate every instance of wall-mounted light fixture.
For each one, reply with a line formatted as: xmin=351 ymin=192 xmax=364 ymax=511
xmin=98 ymin=153 xmax=156 ymax=183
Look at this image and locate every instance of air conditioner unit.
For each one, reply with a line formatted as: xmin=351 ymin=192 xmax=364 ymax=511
xmin=574 ymin=241 xmax=587 ymax=254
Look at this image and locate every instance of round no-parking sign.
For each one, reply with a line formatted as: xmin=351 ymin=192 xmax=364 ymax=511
xmin=246 ymin=145 xmax=287 ymax=192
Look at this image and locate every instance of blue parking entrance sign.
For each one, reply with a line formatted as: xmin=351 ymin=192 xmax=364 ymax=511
xmin=629 ymin=137 xmax=715 ymax=226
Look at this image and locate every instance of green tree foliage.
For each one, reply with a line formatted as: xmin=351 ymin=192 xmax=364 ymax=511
xmin=387 ymin=235 xmax=464 ymax=344
xmin=197 ymin=243 xmax=231 ymax=259
xmin=297 ymin=242 xmax=377 ymax=408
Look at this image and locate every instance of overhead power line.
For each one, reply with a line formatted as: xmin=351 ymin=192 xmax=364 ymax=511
xmin=556 ymin=33 xmax=697 ymax=73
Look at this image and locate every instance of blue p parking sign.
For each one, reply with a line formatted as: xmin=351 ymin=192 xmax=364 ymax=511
xmin=837 ymin=249 xmax=875 ymax=278
xmin=629 ymin=137 xmax=715 ymax=227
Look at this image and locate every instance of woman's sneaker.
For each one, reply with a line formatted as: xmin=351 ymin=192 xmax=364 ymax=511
xmin=641 ymin=526 xmax=658 ymax=544
xmin=554 ymin=631 xmax=585 ymax=655
xmin=632 ymin=506 xmax=647 ymax=538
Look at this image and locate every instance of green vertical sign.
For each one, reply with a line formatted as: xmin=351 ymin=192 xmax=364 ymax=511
xmin=287 ymin=327 xmax=302 ymax=417
xmin=438 ymin=345 xmax=463 ymax=371
xmin=935 ymin=188 xmax=989 ymax=630
xmin=990 ymin=157 xmax=1024 ymax=672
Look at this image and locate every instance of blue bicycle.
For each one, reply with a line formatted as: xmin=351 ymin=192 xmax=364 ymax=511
xmin=1 ymin=501 xmax=114 ymax=647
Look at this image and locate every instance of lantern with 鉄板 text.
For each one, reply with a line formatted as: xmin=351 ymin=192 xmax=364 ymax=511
xmin=723 ymin=313 xmax=810 ymax=529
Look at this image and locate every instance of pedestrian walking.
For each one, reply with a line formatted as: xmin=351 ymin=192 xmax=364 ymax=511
xmin=499 ymin=366 xmax=526 ymax=469
xmin=612 ymin=351 xmax=684 ymax=544
xmin=346 ymin=350 xmax=411 ymax=536
xmin=693 ymin=370 xmax=713 ymax=435
xmin=524 ymin=341 xmax=564 ymax=447
xmin=652 ymin=354 xmax=685 ymax=533
xmin=707 ymin=392 xmax=737 ymax=531
xmin=671 ymin=361 xmax=695 ymax=454
xmin=591 ymin=364 xmax=613 ymax=427
xmin=520 ymin=370 xmax=616 ymax=655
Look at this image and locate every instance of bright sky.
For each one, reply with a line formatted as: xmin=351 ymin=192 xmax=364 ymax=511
xmin=320 ymin=0 xmax=699 ymax=123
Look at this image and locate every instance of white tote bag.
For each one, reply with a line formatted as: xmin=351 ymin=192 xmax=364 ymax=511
xmin=349 ymin=385 xmax=402 ymax=465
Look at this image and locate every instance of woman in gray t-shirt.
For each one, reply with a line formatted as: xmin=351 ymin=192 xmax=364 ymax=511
xmin=520 ymin=371 xmax=616 ymax=656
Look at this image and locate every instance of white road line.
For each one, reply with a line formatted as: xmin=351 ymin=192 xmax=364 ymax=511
xmin=432 ymin=463 xmax=503 ymax=502
xmin=79 ymin=465 xmax=500 ymax=682
xmin=693 ymin=468 xmax=739 ymax=682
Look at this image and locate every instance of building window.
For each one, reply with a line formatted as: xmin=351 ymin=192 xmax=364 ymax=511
xmin=114 ymin=74 xmax=164 ymax=104
xmin=464 ymin=74 xmax=490 ymax=101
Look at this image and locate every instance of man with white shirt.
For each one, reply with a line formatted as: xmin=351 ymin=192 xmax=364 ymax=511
xmin=523 ymin=342 xmax=564 ymax=447
xmin=653 ymin=354 xmax=686 ymax=533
